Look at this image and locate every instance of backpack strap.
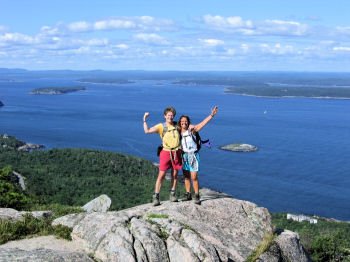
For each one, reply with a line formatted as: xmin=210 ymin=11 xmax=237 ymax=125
xmin=161 ymin=122 xmax=168 ymax=139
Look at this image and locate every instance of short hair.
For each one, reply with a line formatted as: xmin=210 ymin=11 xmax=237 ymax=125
xmin=163 ymin=106 xmax=176 ymax=116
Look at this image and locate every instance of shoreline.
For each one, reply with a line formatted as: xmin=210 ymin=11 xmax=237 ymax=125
xmin=3 ymin=133 xmax=349 ymax=223
xmin=224 ymin=88 xmax=350 ymax=100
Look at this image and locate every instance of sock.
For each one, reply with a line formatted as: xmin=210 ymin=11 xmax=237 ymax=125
xmin=170 ymin=190 xmax=175 ymax=194
xmin=154 ymin=192 xmax=159 ymax=197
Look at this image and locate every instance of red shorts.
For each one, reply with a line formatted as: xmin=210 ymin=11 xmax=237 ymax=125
xmin=159 ymin=149 xmax=183 ymax=171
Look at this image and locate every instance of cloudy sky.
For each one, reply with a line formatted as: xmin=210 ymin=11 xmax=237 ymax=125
xmin=1 ymin=0 xmax=350 ymax=71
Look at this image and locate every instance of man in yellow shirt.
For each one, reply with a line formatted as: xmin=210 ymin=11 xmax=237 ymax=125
xmin=143 ymin=106 xmax=182 ymax=206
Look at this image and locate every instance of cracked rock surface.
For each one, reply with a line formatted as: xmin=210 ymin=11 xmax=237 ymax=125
xmin=52 ymin=196 xmax=273 ymax=262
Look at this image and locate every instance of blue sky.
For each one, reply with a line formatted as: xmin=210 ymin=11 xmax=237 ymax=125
xmin=1 ymin=0 xmax=350 ymax=71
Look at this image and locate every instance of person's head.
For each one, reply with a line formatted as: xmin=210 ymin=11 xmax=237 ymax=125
xmin=178 ymin=115 xmax=191 ymax=130
xmin=163 ymin=106 xmax=176 ymax=123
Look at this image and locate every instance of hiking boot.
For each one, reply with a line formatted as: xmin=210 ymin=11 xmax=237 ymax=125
xmin=182 ymin=192 xmax=192 ymax=201
xmin=153 ymin=194 xmax=160 ymax=206
xmin=194 ymin=194 xmax=201 ymax=205
xmin=170 ymin=191 xmax=178 ymax=202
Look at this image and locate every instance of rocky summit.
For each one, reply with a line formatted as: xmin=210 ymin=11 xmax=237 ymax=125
xmin=0 ymin=191 xmax=311 ymax=262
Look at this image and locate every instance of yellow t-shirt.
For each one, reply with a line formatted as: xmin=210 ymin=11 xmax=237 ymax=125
xmin=154 ymin=122 xmax=181 ymax=151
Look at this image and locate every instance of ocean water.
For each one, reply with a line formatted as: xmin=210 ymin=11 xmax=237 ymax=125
xmin=1 ymin=77 xmax=350 ymax=220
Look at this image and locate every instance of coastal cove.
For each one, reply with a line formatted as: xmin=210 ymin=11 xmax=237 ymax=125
xmin=1 ymin=71 xmax=350 ymax=221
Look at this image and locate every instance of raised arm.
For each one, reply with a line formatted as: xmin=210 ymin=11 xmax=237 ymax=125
xmin=193 ymin=106 xmax=218 ymax=132
xmin=143 ymin=112 xmax=159 ymax=134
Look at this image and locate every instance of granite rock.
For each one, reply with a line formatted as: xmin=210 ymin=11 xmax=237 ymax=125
xmin=82 ymin=194 xmax=111 ymax=212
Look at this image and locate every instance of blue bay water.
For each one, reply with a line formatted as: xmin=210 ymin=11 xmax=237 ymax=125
xmin=1 ymin=78 xmax=350 ymax=220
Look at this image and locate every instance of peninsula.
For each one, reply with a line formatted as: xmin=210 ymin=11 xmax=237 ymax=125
xmin=29 ymin=87 xmax=86 ymax=95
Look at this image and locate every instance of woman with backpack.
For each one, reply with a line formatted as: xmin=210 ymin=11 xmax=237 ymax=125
xmin=178 ymin=106 xmax=218 ymax=205
xmin=143 ymin=106 xmax=182 ymax=206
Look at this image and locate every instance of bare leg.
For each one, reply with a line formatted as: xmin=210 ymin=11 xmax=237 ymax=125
xmin=171 ymin=168 xmax=178 ymax=191
xmin=155 ymin=170 xmax=167 ymax=193
xmin=191 ymin=171 xmax=199 ymax=195
xmin=183 ymin=170 xmax=191 ymax=193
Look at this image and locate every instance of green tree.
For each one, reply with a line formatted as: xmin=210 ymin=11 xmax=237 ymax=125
xmin=0 ymin=166 xmax=32 ymax=209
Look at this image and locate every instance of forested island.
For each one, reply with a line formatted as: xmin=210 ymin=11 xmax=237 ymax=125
xmin=173 ymin=78 xmax=350 ymax=99
xmin=224 ymin=85 xmax=350 ymax=99
xmin=77 ymin=78 xmax=135 ymax=84
xmin=29 ymin=86 xmax=86 ymax=95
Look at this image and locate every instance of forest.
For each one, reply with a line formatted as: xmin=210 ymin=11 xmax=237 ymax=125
xmin=0 ymin=134 xmax=181 ymax=210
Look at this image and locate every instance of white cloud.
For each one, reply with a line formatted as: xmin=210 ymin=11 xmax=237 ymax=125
xmin=241 ymin=44 xmax=249 ymax=53
xmin=94 ymin=19 xmax=136 ymax=31
xmin=199 ymin=38 xmax=224 ymax=46
xmin=335 ymin=26 xmax=350 ymax=35
xmin=333 ymin=46 xmax=350 ymax=51
xmin=40 ymin=16 xmax=177 ymax=36
xmin=201 ymin=15 xmax=309 ymax=36
xmin=86 ymin=38 xmax=108 ymax=46
xmin=0 ymin=33 xmax=37 ymax=46
xmin=260 ymin=43 xmax=297 ymax=55
xmin=68 ymin=21 xmax=92 ymax=32
xmin=114 ymin=44 xmax=129 ymax=49
xmin=202 ymin=15 xmax=253 ymax=29
xmin=257 ymin=20 xmax=309 ymax=36
xmin=133 ymin=33 xmax=170 ymax=45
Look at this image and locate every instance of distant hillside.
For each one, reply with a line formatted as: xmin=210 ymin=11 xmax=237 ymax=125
xmin=0 ymin=135 xmax=181 ymax=210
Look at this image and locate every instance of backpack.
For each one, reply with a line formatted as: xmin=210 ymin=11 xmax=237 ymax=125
xmin=181 ymin=131 xmax=210 ymax=153
xmin=192 ymin=132 xmax=210 ymax=152
xmin=157 ymin=122 xmax=180 ymax=156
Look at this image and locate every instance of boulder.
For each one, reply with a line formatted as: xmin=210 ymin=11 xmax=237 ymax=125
xmin=17 ymin=143 xmax=44 ymax=152
xmin=257 ymin=230 xmax=312 ymax=262
xmin=53 ymin=196 xmax=273 ymax=262
xmin=82 ymin=194 xmax=111 ymax=212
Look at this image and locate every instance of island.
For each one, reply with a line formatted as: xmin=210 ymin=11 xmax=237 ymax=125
xmin=0 ymin=101 xmax=3 ymax=106
xmin=224 ymin=85 xmax=350 ymax=99
xmin=220 ymin=143 xmax=258 ymax=152
xmin=29 ymin=87 xmax=86 ymax=95
xmin=172 ymin=79 xmax=350 ymax=99
xmin=77 ymin=78 xmax=135 ymax=84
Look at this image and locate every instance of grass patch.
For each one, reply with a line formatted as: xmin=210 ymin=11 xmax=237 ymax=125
xmin=157 ymin=228 xmax=169 ymax=241
xmin=0 ymin=213 xmax=72 ymax=244
xmin=246 ymin=232 xmax=276 ymax=262
xmin=147 ymin=213 xmax=169 ymax=219
xmin=145 ymin=217 xmax=169 ymax=241
xmin=179 ymin=222 xmax=200 ymax=236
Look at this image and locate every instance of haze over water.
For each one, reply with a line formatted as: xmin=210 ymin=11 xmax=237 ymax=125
xmin=1 ymin=73 xmax=350 ymax=221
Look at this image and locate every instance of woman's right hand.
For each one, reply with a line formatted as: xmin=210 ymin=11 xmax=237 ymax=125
xmin=143 ymin=112 xmax=149 ymax=121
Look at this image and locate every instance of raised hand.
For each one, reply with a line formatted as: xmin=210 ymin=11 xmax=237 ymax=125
xmin=211 ymin=106 xmax=218 ymax=116
xmin=143 ymin=112 xmax=150 ymax=121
